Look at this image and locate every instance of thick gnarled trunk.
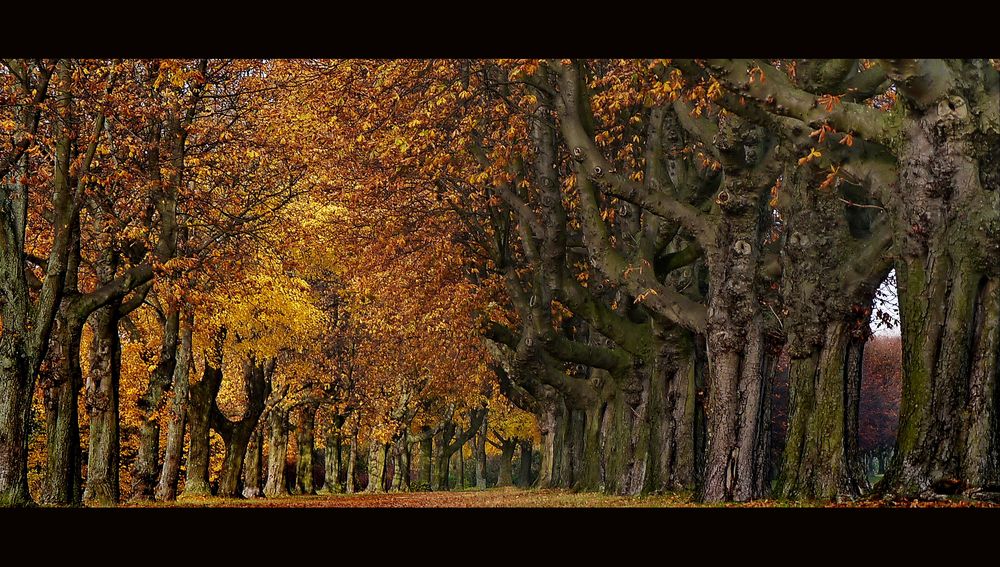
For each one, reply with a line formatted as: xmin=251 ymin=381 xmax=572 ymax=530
xmin=778 ymin=322 xmax=869 ymax=499
xmin=881 ymin=76 xmax=1000 ymax=497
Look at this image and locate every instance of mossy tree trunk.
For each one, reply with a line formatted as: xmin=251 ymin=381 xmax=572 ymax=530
xmin=878 ymin=60 xmax=1000 ymax=498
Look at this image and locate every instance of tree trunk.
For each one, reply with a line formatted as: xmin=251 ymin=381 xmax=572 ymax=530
xmin=242 ymin=426 xmax=264 ymax=498
xmin=497 ymin=439 xmax=516 ymax=487
xmin=702 ymin=319 xmax=774 ymax=502
xmin=879 ymin=72 xmax=1000 ymax=497
xmin=345 ymin=432 xmax=357 ymax=494
xmin=41 ymin=307 xmax=84 ymax=506
xmin=294 ymin=404 xmax=317 ymax=495
xmin=82 ymin=305 xmax=122 ymax=506
xmin=213 ymin=356 xmax=272 ymax=498
xmin=417 ymin=426 xmax=433 ymax=491
xmin=536 ymin=388 xmax=569 ymax=488
xmin=132 ymin=308 xmax=180 ymax=501
xmin=390 ymin=444 xmax=402 ymax=492
xmin=399 ymin=433 xmax=411 ymax=491
xmin=0 ymin=60 xmax=76 ymax=508
xmin=155 ymin=315 xmax=193 ymax=501
xmin=435 ymin=425 xmax=452 ymax=491
xmin=264 ymin=407 xmax=290 ymax=498
xmin=646 ymin=338 xmax=698 ymax=493
xmin=366 ymin=442 xmax=388 ymax=493
xmin=321 ymin=420 xmax=344 ymax=493
xmin=517 ymin=440 xmax=533 ymax=487
xmin=475 ymin=413 xmax=488 ymax=489
xmin=180 ymin=358 xmax=222 ymax=498
xmin=777 ymin=322 xmax=870 ymax=499
xmin=457 ymin=427 xmax=465 ymax=489
xmin=0 ymin=340 xmax=33 ymax=507
xmin=390 ymin=432 xmax=409 ymax=492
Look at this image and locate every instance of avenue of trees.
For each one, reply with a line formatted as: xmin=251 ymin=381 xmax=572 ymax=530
xmin=0 ymin=58 xmax=996 ymax=506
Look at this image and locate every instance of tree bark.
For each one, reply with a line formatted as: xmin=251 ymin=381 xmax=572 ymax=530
xmin=699 ymin=150 xmax=780 ymax=502
xmin=345 ymin=431 xmax=357 ymax=494
xmin=155 ymin=314 xmax=193 ymax=501
xmin=132 ymin=309 xmax=179 ymax=501
xmin=263 ymin=407 xmax=291 ymax=498
xmin=878 ymin=63 xmax=1000 ymax=497
xmin=417 ymin=426 xmax=433 ymax=491
xmin=212 ymin=356 xmax=273 ymax=497
xmin=41 ymin=305 xmax=84 ymax=506
xmin=365 ymin=442 xmax=388 ymax=493
xmin=777 ymin=322 xmax=870 ymax=499
xmin=517 ymin=439 xmax=533 ymax=487
xmin=497 ymin=437 xmax=516 ymax=487
xmin=180 ymin=354 xmax=224 ymax=498
xmin=321 ymin=416 xmax=345 ymax=493
xmin=294 ymin=403 xmax=317 ymax=495
xmin=536 ymin=388 xmax=569 ymax=489
xmin=242 ymin=426 xmax=264 ymax=498
xmin=82 ymin=305 xmax=122 ymax=506
xmin=475 ymin=413 xmax=488 ymax=489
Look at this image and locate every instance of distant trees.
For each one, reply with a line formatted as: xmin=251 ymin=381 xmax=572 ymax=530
xmin=860 ymin=336 xmax=902 ymax=477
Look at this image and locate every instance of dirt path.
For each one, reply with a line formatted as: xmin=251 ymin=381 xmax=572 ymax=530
xmin=122 ymin=488 xmax=998 ymax=508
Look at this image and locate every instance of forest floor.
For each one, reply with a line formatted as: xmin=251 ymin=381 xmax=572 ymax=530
xmin=124 ymin=487 xmax=1000 ymax=508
